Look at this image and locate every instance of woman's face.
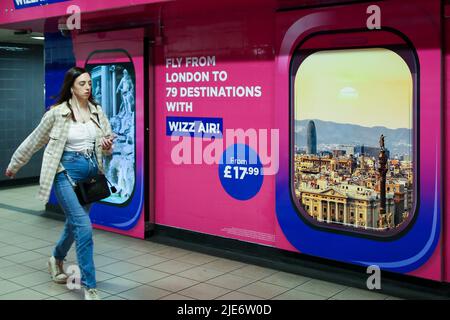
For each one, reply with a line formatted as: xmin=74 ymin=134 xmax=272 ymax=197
xmin=72 ymin=73 xmax=92 ymax=101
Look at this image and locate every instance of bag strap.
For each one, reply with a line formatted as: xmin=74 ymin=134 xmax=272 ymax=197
xmin=102 ymin=174 xmax=117 ymax=193
xmin=64 ymin=170 xmax=77 ymax=188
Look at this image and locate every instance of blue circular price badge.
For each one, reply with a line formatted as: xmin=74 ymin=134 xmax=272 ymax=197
xmin=219 ymin=144 xmax=264 ymax=200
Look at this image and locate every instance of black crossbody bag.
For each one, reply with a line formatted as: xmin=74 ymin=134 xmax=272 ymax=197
xmin=65 ymin=172 xmax=116 ymax=206
xmin=64 ymin=113 xmax=117 ymax=206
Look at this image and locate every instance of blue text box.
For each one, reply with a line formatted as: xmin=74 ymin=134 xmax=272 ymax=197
xmin=14 ymin=0 xmax=71 ymax=10
xmin=166 ymin=116 xmax=223 ymax=138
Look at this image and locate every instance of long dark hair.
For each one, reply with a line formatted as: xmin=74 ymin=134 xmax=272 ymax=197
xmin=52 ymin=67 xmax=98 ymax=121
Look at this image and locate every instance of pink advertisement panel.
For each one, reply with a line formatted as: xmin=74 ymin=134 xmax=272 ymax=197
xmin=72 ymin=28 xmax=147 ymax=239
xmin=1 ymin=0 xmax=446 ymax=282
xmin=275 ymin=0 xmax=442 ymax=281
xmin=154 ymin=6 xmax=279 ymax=247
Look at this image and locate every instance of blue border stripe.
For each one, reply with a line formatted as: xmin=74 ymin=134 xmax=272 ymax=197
xmin=14 ymin=0 xmax=70 ymax=10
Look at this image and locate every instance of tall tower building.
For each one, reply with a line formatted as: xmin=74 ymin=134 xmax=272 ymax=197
xmin=306 ymin=120 xmax=317 ymax=155
xmin=378 ymin=134 xmax=388 ymax=228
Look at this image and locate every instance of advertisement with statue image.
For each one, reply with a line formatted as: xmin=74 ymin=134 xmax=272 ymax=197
xmin=88 ymin=63 xmax=136 ymax=205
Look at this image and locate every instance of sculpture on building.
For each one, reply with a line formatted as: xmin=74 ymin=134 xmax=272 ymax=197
xmin=94 ymin=80 xmax=102 ymax=105
xmin=116 ymin=69 xmax=134 ymax=115
xmin=102 ymin=66 xmax=136 ymax=203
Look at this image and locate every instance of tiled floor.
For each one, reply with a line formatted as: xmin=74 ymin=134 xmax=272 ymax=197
xmin=0 ymin=184 xmax=401 ymax=300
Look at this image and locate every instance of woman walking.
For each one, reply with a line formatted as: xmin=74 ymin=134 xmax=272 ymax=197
xmin=5 ymin=67 xmax=115 ymax=300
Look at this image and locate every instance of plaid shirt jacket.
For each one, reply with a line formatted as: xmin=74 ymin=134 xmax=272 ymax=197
xmin=7 ymin=99 xmax=113 ymax=203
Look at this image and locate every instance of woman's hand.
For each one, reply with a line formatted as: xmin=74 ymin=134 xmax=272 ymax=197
xmin=100 ymin=135 xmax=115 ymax=151
xmin=5 ymin=168 xmax=15 ymax=179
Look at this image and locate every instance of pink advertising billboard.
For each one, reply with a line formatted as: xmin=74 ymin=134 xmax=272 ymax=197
xmin=0 ymin=0 xmax=448 ymax=284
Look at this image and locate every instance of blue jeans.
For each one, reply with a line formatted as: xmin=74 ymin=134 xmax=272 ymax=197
xmin=52 ymin=151 xmax=99 ymax=289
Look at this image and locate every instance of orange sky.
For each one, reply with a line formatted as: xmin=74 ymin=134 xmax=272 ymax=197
xmin=294 ymin=48 xmax=413 ymax=130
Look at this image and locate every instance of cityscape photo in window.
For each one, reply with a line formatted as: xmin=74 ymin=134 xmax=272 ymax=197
xmin=293 ymin=48 xmax=414 ymax=232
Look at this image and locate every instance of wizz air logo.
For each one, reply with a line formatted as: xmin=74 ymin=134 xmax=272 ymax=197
xmin=14 ymin=0 xmax=70 ymax=10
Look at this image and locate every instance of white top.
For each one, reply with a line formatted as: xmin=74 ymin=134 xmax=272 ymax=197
xmin=64 ymin=120 xmax=97 ymax=152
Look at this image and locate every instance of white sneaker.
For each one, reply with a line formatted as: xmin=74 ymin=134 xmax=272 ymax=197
xmin=47 ymin=256 xmax=68 ymax=284
xmin=84 ymin=288 xmax=101 ymax=300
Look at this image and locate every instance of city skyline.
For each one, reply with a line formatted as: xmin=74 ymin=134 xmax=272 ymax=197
xmin=293 ymin=119 xmax=413 ymax=231
xmin=295 ymin=118 xmax=412 ymax=158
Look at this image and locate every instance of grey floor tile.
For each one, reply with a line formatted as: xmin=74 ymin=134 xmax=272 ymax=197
xmin=9 ymin=271 xmax=52 ymax=287
xmin=0 ymin=264 xmax=37 ymax=279
xmin=56 ymin=290 xmax=84 ymax=300
xmin=23 ymin=256 xmax=52 ymax=271
xmin=15 ymin=239 xmax=53 ymax=250
xmin=31 ymin=281 xmax=70 ymax=297
xmin=175 ymin=252 xmax=219 ymax=266
xmin=29 ymin=231 xmax=62 ymax=242
xmin=177 ymin=266 xmax=225 ymax=282
xmin=114 ymin=239 xmax=146 ymax=248
xmin=0 ymin=279 xmax=24 ymax=295
xmin=0 ymin=235 xmax=37 ymax=245
xmin=93 ymin=255 xmax=120 ymax=268
xmin=56 ymin=289 xmax=111 ymax=300
xmin=95 ymin=243 xmax=127 ymax=254
xmin=230 ymin=265 xmax=277 ymax=280
xmin=261 ymin=272 xmax=311 ymax=289
xmin=295 ymin=279 xmax=347 ymax=298
xmin=0 ymin=212 xmax=19 ymax=221
xmin=103 ymin=295 xmax=127 ymax=300
xmin=17 ymin=216 xmax=49 ymax=224
xmin=179 ymin=283 xmax=230 ymax=300
xmin=95 ymin=270 xmax=117 ymax=282
xmin=0 ymin=288 xmax=49 ymax=300
xmin=272 ymin=289 xmax=327 ymax=300
xmin=206 ymin=273 xmax=257 ymax=291
xmin=3 ymin=251 xmax=46 ymax=264
xmin=153 ymin=247 xmax=192 ymax=259
xmin=138 ymin=242 xmax=170 ymax=251
xmin=159 ymin=293 xmax=196 ymax=300
xmin=0 ymin=258 xmax=15 ymax=269
xmin=149 ymin=275 xmax=199 ymax=292
xmin=99 ymin=248 xmax=146 ymax=260
xmin=32 ymin=220 xmax=63 ymax=230
xmin=215 ymin=291 xmax=263 ymax=300
xmin=97 ymin=261 xmax=144 ymax=277
xmin=125 ymin=242 xmax=169 ymax=254
xmin=127 ymin=253 xmax=169 ymax=267
xmin=332 ymin=287 xmax=388 ymax=300
xmin=121 ymin=268 xmax=171 ymax=284
xmin=0 ymin=245 xmax=27 ymax=257
xmin=150 ymin=260 xmax=196 ymax=274
xmin=203 ymin=258 xmax=245 ymax=272
xmin=0 ymin=222 xmax=26 ymax=232
xmin=237 ymin=281 xmax=289 ymax=299
xmin=97 ymin=277 xmax=141 ymax=295
xmin=118 ymin=285 xmax=172 ymax=300
xmin=31 ymin=245 xmax=56 ymax=256
xmin=0 ymin=231 xmax=18 ymax=240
